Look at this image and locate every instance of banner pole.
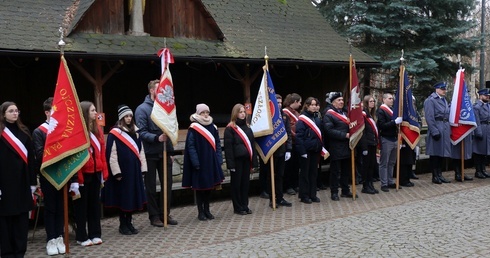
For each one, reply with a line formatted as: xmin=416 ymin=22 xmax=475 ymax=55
xmin=163 ymin=141 xmax=168 ymax=229
xmin=270 ymin=157 xmax=276 ymax=210
xmin=351 ymin=150 xmax=356 ymax=200
xmin=395 ymin=56 xmax=405 ymax=191
xmin=63 ymin=184 xmax=69 ymax=254
xmin=461 ymin=141 xmax=465 ymax=182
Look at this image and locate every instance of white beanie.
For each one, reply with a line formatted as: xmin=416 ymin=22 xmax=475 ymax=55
xmin=118 ymin=105 xmax=133 ymax=120
xmin=196 ymin=103 xmax=210 ymax=115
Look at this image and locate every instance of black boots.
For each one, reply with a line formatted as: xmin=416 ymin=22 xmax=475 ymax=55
xmin=196 ymin=190 xmax=214 ymax=221
xmin=437 ymin=168 xmax=451 ymax=183
xmin=119 ymin=213 xmax=138 ymax=235
xmin=203 ymin=202 xmax=214 ymax=220
xmin=455 ymin=165 xmax=473 ymax=182
xmin=432 ymin=169 xmax=442 ymax=184
xmin=361 ymin=182 xmax=376 ymax=194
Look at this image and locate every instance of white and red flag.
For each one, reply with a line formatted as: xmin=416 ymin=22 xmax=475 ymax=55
xmin=348 ymin=55 xmax=365 ymax=150
xmin=449 ymin=68 xmax=476 ymax=145
xmin=151 ymin=48 xmax=179 ymax=146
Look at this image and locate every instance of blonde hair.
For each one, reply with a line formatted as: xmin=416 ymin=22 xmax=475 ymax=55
xmin=228 ymin=103 xmax=246 ymax=127
xmin=80 ymin=101 xmax=100 ymax=135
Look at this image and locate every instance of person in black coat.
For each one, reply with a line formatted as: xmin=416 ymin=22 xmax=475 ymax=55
xmin=296 ymin=97 xmax=323 ymax=204
xmin=182 ymin=104 xmax=224 ymax=220
xmin=32 ymin=97 xmax=67 ymax=255
xmin=323 ymin=93 xmax=355 ymax=200
xmin=0 ymin=101 xmax=37 ymax=258
xmin=224 ymin=104 xmax=258 ymax=215
xmin=358 ymin=95 xmax=379 ymax=194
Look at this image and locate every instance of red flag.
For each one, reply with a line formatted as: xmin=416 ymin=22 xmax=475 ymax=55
xmin=348 ymin=55 xmax=365 ymax=150
xmin=41 ymin=55 xmax=90 ymax=190
xmin=151 ymin=48 xmax=179 ymax=146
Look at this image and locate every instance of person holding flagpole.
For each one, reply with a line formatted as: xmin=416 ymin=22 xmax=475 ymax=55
xmin=135 ymin=79 xmax=178 ymax=227
xmin=424 ymin=82 xmax=452 ymax=184
xmin=282 ymin=93 xmax=302 ymax=196
xmin=32 ymin=97 xmax=66 ymax=255
xmin=0 ymin=101 xmax=37 ymax=258
xmin=73 ymin=101 xmax=108 ymax=247
xmin=296 ymin=97 xmax=324 ymax=203
xmin=182 ymin=104 xmax=224 ymax=221
xmin=376 ymin=93 xmax=403 ymax=192
xmin=472 ymin=88 xmax=490 ymax=179
xmin=324 ymin=93 xmax=355 ymax=200
xmin=102 ymin=105 xmax=148 ymax=235
xmin=224 ymin=104 xmax=258 ymax=215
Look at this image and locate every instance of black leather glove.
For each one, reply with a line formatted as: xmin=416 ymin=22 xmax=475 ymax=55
xmin=432 ymin=134 xmax=441 ymax=141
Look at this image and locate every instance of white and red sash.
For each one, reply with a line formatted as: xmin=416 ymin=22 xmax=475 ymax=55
xmin=282 ymin=108 xmax=299 ymax=122
xmin=1 ymin=127 xmax=28 ymax=163
xmin=379 ymin=104 xmax=393 ymax=117
xmin=90 ymin=132 xmax=101 ymax=155
xmin=190 ymin=123 xmax=216 ymax=151
xmin=109 ymin=128 xmax=140 ymax=159
xmin=326 ymin=109 xmax=350 ymax=125
xmin=363 ymin=111 xmax=378 ymax=139
xmin=298 ymin=115 xmax=329 ymax=159
xmin=38 ymin=122 xmax=49 ymax=134
xmin=229 ymin=125 xmax=253 ymax=162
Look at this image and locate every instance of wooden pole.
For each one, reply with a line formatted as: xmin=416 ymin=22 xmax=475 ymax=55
xmin=163 ymin=142 xmax=168 ymax=228
xmin=351 ymin=150 xmax=356 ymax=200
xmin=395 ymin=57 xmax=405 ymax=191
xmin=270 ymin=157 xmax=276 ymax=210
xmin=63 ymin=184 xmax=69 ymax=254
xmin=461 ymin=141 xmax=465 ymax=182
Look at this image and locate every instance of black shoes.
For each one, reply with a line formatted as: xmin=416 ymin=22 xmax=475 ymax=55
xmin=410 ymin=171 xmax=419 ymax=179
xmin=340 ymin=192 xmax=358 ymax=198
xmin=438 ymin=176 xmax=451 ymax=183
xmin=260 ymin=192 xmax=270 ymax=199
xmin=331 ymin=193 xmax=340 ymax=201
xmin=151 ymin=218 xmax=164 ymax=227
xmin=234 ymin=210 xmax=247 ymax=215
xmin=475 ymin=171 xmax=486 ymax=179
xmin=361 ymin=187 xmax=376 ymax=194
xmin=119 ymin=225 xmax=132 ymax=235
xmin=400 ymin=182 xmax=414 ymax=187
xmin=246 ymin=209 xmax=253 ymax=214
xmin=300 ymin=198 xmax=312 ymax=204
xmin=381 ymin=186 xmax=389 ymax=192
xmin=198 ymin=213 xmax=207 ymax=221
xmin=432 ymin=177 xmax=442 ymax=184
xmin=388 ymin=184 xmax=401 ymax=189
xmin=286 ymin=188 xmax=296 ymax=195
xmin=311 ymin=197 xmax=321 ymax=203
xmin=277 ymin=199 xmax=292 ymax=207
xmin=204 ymin=211 xmax=214 ymax=220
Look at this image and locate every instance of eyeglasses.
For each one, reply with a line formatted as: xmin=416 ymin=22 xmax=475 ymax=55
xmin=6 ymin=109 xmax=20 ymax=114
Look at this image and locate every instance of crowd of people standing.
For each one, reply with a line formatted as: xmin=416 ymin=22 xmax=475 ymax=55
xmin=1 ymin=79 xmax=489 ymax=257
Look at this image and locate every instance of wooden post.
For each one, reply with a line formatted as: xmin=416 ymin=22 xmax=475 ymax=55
xmin=270 ymin=157 xmax=276 ymax=210
xmin=63 ymin=184 xmax=69 ymax=254
xmin=351 ymin=150 xmax=356 ymax=200
xmin=163 ymin=142 xmax=168 ymax=228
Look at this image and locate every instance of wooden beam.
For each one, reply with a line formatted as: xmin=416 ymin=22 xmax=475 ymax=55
xmin=224 ymin=63 xmax=262 ymax=103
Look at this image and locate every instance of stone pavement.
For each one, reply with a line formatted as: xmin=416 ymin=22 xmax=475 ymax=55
xmin=25 ymin=169 xmax=490 ymax=257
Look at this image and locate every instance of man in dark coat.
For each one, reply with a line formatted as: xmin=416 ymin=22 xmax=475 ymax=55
xmin=472 ymin=88 xmax=490 ymax=178
xmin=424 ymin=82 xmax=452 ymax=184
xmin=323 ymin=92 xmax=354 ymax=200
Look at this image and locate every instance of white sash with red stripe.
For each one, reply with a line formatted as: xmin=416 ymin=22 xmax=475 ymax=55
xmin=109 ymin=128 xmax=140 ymax=159
xmin=363 ymin=111 xmax=379 ymax=139
xmin=379 ymin=104 xmax=393 ymax=117
xmin=1 ymin=127 xmax=28 ymax=163
xmin=38 ymin=122 xmax=49 ymax=134
xmin=326 ymin=109 xmax=350 ymax=125
xmin=90 ymin=132 xmax=101 ymax=153
xmin=190 ymin=123 xmax=216 ymax=151
xmin=229 ymin=125 xmax=253 ymax=162
xmin=282 ymin=108 xmax=299 ymax=122
xmin=298 ymin=115 xmax=329 ymax=159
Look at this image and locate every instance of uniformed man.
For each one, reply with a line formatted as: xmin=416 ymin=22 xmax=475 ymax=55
xmin=424 ymin=81 xmax=452 ymax=184
xmin=472 ymin=88 xmax=490 ymax=179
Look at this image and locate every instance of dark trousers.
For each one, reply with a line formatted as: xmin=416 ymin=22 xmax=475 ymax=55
xmin=284 ymin=147 xmax=299 ymax=190
xmin=145 ymin=157 xmax=173 ymax=221
xmin=330 ymin=158 xmax=351 ymax=194
xmin=361 ymin=145 xmax=377 ymax=183
xmin=260 ymin=155 xmax=286 ymax=201
xmin=230 ymin=157 xmax=251 ymax=212
xmin=40 ymin=175 xmax=64 ymax=242
xmin=400 ymin=164 xmax=412 ymax=184
xmin=430 ymin=156 xmax=443 ymax=171
xmin=259 ymin=159 xmax=268 ymax=194
xmin=73 ymin=173 xmax=102 ymax=241
xmin=299 ymin=151 xmax=319 ymax=200
xmin=0 ymin=213 xmax=29 ymax=258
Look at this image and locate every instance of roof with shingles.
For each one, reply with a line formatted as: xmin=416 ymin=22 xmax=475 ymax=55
xmin=0 ymin=0 xmax=378 ymax=65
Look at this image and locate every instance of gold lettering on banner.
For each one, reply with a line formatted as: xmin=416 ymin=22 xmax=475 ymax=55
xmin=60 ymin=89 xmax=76 ymax=138
xmin=252 ymin=94 xmax=265 ymax=124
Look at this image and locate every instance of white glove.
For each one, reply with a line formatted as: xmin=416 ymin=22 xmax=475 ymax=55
xmin=229 ymin=169 xmax=235 ymax=172
xmin=301 ymin=154 xmax=307 ymax=158
xmin=395 ymin=117 xmax=403 ymax=124
xmin=30 ymin=186 xmax=37 ymax=195
xmin=69 ymin=183 xmax=80 ymax=196
xmin=0 ymin=189 xmax=2 ymax=200
xmin=362 ymin=151 xmax=368 ymax=156
xmin=285 ymin=152 xmax=291 ymax=161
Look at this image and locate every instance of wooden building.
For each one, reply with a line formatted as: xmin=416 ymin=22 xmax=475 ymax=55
xmin=0 ymin=0 xmax=380 ymax=131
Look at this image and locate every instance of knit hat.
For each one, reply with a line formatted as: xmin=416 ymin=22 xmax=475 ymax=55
xmin=118 ymin=105 xmax=133 ymax=120
xmin=196 ymin=103 xmax=210 ymax=115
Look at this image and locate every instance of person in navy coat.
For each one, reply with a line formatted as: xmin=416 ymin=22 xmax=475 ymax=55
xmin=424 ymin=82 xmax=452 ymax=184
xmin=472 ymin=88 xmax=490 ymax=179
xmin=182 ymin=104 xmax=224 ymax=221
